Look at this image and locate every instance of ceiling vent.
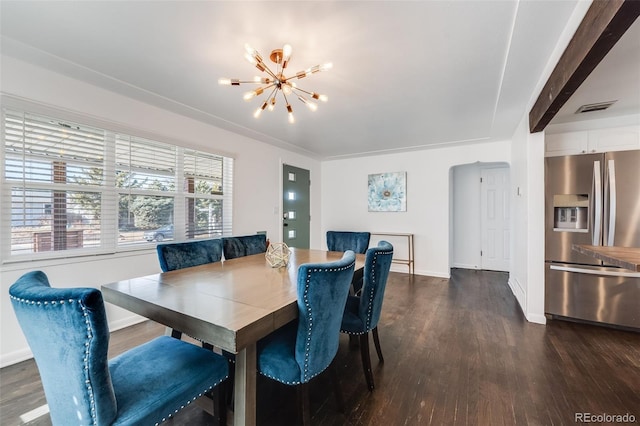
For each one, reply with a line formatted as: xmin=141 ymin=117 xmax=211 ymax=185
xmin=575 ymin=100 xmax=617 ymax=114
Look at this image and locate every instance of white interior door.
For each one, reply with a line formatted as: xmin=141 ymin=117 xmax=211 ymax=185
xmin=480 ymin=166 xmax=510 ymax=271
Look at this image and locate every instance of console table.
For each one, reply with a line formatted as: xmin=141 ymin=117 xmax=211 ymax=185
xmin=371 ymin=232 xmax=414 ymax=275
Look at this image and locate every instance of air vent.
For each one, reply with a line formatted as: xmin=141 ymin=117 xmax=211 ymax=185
xmin=575 ymin=101 xmax=617 ymax=114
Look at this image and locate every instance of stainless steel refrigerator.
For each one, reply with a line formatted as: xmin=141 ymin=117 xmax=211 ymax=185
xmin=545 ymin=150 xmax=640 ymax=330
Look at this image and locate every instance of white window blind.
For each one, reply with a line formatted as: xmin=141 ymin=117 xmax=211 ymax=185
xmin=115 ymin=135 xmax=177 ymax=245
xmin=2 ymin=107 xmax=234 ymax=261
xmin=183 ymin=149 xmax=233 ymax=239
xmin=4 ymin=110 xmax=106 ymax=256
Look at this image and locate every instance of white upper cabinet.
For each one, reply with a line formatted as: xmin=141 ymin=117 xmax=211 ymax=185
xmin=545 ymin=125 xmax=640 ymax=157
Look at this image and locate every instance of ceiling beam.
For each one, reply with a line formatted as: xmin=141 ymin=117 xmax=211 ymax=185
xmin=529 ymin=0 xmax=640 ymax=133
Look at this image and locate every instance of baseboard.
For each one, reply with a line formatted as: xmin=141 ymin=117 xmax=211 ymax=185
xmin=108 ymin=314 xmax=148 ymax=332
xmin=451 ymin=263 xmax=479 ymax=270
xmin=0 ymin=348 xmax=34 ymax=368
xmin=508 ymin=277 xmax=526 ymax=313
xmin=388 ymin=264 xmax=450 ymax=279
xmin=526 ymin=313 xmax=547 ymax=325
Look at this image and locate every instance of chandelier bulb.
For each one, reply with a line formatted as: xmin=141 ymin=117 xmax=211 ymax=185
xmin=218 ymin=78 xmax=231 ymax=86
xmin=298 ymin=95 xmax=318 ymax=112
xmin=244 ymin=87 xmax=263 ymax=101
xmin=254 ymin=101 xmax=268 ymax=118
xmin=244 ymin=52 xmax=257 ymax=66
xmin=268 ymin=97 xmax=276 ymax=111
xmin=244 ymin=44 xmax=262 ymax=62
xmin=282 ymin=83 xmax=293 ymax=95
xmin=311 ymin=92 xmax=328 ymax=102
xmin=287 ymin=104 xmax=295 ymax=124
xmin=320 ymin=62 xmax=333 ymax=71
xmin=283 ymin=44 xmax=292 ymax=59
xmin=282 ymin=44 xmax=292 ymax=69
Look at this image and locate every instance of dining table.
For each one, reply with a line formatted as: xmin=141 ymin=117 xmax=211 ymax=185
xmin=101 ymin=247 xmax=365 ymax=426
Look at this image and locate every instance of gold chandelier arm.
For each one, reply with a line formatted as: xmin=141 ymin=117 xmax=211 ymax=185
xmin=257 ymin=60 xmax=279 ymax=81
xmin=281 ymin=89 xmax=290 ymax=106
xmin=290 ymin=86 xmax=328 ymax=103
xmin=243 ymin=83 xmax=277 ymax=101
xmin=219 ymin=78 xmax=274 ymax=86
xmin=290 ymin=86 xmax=313 ymax=96
xmin=265 ymin=86 xmax=278 ymax=102
xmin=290 ymin=62 xmax=333 ymax=80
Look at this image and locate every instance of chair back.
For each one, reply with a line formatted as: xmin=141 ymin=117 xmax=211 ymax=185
xmin=156 ymin=238 xmax=223 ymax=272
xmin=222 ymin=234 xmax=267 ymax=260
xmin=326 ymin=231 xmax=370 ymax=254
xmin=295 ymin=251 xmax=356 ymax=382
xmin=9 ymin=271 xmax=117 ymax=425
xmin=359 ymin=241 xmax=394 ymax=330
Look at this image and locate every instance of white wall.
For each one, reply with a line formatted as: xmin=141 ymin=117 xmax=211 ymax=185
xmin=0 ymin=55 xmax=322 ymax=366
xmin=507 ymin=0 xmax=591 ymax=324
xmin=509 ymin=114 xmax=546 ymax=323
xmin=320 ymin=141 xmax=511 ymax=277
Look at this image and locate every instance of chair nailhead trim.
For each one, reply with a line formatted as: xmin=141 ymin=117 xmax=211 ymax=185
xmin=301 ymin=260 xmax=355 ymax=382
xmin=340 ymin=248 xmax=393 ymax=335
xmin=153 ymin=375 xmax=228 ymax=425
xmin=11 ymin=295 xmax=229 ymax=426
xmin=10 ymin=295 xmax=98 ymax=425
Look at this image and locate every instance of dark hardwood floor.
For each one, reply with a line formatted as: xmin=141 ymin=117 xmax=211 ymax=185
xmin=2 ymin=269 xmax=639 ymax=425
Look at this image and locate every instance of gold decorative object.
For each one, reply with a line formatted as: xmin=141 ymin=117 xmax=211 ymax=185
xmin=265 ymin=242 xmax=291 ymax=267
xmin=219 ymin=44 xmax=331 ymax=123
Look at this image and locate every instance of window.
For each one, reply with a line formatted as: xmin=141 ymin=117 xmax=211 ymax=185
xmin=2 ymin=108 xmax=234 ymax=261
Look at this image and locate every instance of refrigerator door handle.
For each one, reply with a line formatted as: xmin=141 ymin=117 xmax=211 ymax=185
xmin=550 ymin=264 xmax=640 ymax=278
xmin=605 ymin=159 xmax=616 ymax=246
xmin=592 ymin=161 xmax=602 ymax=246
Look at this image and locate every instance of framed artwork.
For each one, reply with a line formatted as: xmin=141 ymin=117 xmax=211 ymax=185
xmin=368 ymin=172 xmax=407 ymax=212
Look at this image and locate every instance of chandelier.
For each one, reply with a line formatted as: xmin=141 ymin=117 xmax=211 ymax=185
xmin=219 ymin=44 xmax=332 ymax=124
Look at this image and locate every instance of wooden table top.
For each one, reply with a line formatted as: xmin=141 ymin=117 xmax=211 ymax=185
xmin=573 ymin=244 xmax=640 ymax=272
xmin=101 ymin=248 xmax=365 ymax=353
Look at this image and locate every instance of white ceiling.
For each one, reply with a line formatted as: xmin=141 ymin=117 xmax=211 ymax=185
xmin=2 ymin=0 xmax=630 ymax=160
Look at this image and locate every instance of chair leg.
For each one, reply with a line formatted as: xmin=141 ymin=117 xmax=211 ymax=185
xmin=213 ymin=380 xmax=227 ymax=426
xmin=226 ymin=360 xmax=235 ymax=410
xmin=328 ymin=361 xmax=345 ymax=413
xmin=348 ymin=334 xmax=359 ymax=349
xmin=170 ymin=328 xmax=183 ymax=340
xmin=372 ymin=326 xmax=384 ymax=363
xmin=297 ymin=383 xmax=312 ymax=426
xmin=359 ymin=333 xmax=375 ymax=391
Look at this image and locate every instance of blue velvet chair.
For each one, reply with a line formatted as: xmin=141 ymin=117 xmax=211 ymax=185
xmin=257 ymin=251 xmax=356 ymax=425
xmin=222 ymin=234 xmax=267 ymax=260
xmin=156 ymin=238 xmax=223 ymax=272
xmin=9 ymin=271 xmax=229 ymax=426
xmin=156 ymin=238 xmax=223 ymax=341
xmin=326 ymin=231 xmax=371 ymax=254
xmin=340 ymin=241 xmax=393 ymax=391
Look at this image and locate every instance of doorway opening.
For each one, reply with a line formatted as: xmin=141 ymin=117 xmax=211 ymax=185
xmin=450 ymin=162 xmax=510 ymax=272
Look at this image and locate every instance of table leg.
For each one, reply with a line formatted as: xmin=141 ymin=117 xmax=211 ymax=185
xmin=234 ymin=344 xmax=257 ymax=426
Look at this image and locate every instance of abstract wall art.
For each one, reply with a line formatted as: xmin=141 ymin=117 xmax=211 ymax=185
xmin=367 ymin=171 xmax=407 ymax=212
